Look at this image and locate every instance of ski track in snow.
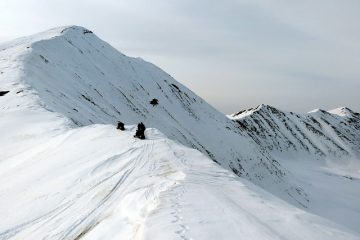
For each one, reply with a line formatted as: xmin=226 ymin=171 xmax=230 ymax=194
xmin=0 ymin=130 xmax=181 ymax=240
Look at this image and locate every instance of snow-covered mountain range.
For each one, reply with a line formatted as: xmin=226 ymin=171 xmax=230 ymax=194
xmin=0 ymin=26 xmax=359 ymax=239
xmin=230 ymin=104 xmax=360 ymax=161
xmin=229 ymin=104 xmax=360 ymax=232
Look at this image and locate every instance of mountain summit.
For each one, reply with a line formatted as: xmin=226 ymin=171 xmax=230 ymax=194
xmin=0 ymin=26 xmax=307 ymax=206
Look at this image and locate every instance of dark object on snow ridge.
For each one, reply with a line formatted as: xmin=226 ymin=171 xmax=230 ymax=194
xmin=0 ymin=91 xmax=9 ymax=96
xmin=134 ymin=122 xmax=146 ymax=139
xmin=138 ymin=122 xmax=145 ymax=131
xmin=117 ymin=121 xmax=125 ymax=131
xmin=83 ymin=29 xmax=93 ymax=34
xmin=150 ymin=98 xmax=159 ymax=106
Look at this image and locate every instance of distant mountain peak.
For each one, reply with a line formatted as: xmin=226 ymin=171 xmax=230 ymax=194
xmin=329 ymin=107 xmax=355 ymax=117
xmin=229 ymin=104 xmax=360 ymax=160
xmin=230 ymin=104 xmax=283 ymax=119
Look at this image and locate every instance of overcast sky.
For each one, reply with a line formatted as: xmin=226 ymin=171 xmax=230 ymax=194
xmin=0 ymin=0 xmax=359 ymax=113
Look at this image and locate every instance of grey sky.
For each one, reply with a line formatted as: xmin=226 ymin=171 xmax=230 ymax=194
xmin=1 ymin=0 xmax=359 ymax=113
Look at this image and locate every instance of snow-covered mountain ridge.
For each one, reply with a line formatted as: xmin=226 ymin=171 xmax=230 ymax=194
xmin=229 ymin=104 xmax=360 ymax=232
xmin=0 ymin=26 xmax=307 ymax=206
xmin=1 ymin=94 xmax=357 ymax=239
xmin=1 ymin=26 xmax=360 ymax=239
xmin=230 ymin=104 xmax=360 ymax=161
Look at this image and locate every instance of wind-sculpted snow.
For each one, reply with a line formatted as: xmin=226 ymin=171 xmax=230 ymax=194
xmin=229 ymin=104 xmax=360 ymax=232
xmin=0 ymin=26 xmax=307 ymax=206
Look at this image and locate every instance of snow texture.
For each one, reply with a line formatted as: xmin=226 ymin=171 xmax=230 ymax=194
xmin=230 ymin=104 xmax=360 ymax=232
xmin=0 ymin=26 xmax=359 ymax=239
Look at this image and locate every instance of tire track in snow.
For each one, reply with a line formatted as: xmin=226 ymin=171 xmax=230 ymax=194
xmin=61 ymin=167 xmax=135 ymax=240
xmin=0 ymin=139 xmax=153 ymax=240
xmin=66 ymin=138 xmax=160 ymax=240
xmin=0 ymin=200 xmax=75 ymax=240
xmin=61 ymin=140 xmax=154 ymax=239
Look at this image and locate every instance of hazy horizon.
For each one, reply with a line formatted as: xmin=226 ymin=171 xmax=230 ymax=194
xmin=1 ymin=0 xmax=359 ymax=114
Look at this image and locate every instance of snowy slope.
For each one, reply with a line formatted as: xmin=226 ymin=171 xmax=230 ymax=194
xmin=0 ymin=88 xmax=358 ymax=240
xmin=0 ymin=26 xmax=307 ymax=206
xmin=230 ymin=104 xmax=360 ymax=160
xmin=229 ymin=104 xmax=360 ymax=232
